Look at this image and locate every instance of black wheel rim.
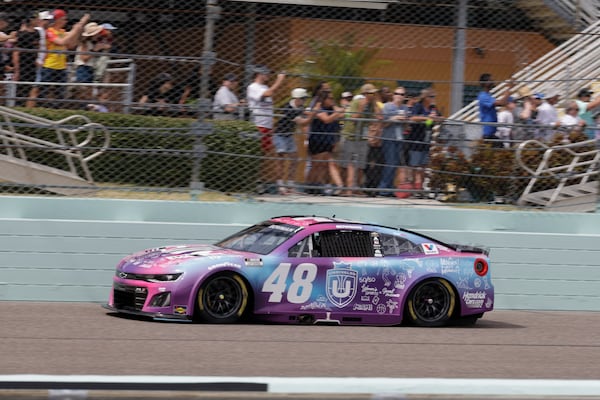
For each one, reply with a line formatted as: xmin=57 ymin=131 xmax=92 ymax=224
xmin=203 ymin=276 xmax=243 ymax=319
xmin=412 ymin=281 xmax=451 ymax=323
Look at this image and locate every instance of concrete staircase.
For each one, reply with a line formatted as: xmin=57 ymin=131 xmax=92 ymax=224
xmin=516 ymin=0 xmax=599 ymax=43
xmin=516 ymin=139 xmax=599 ymax=212
xmin=0 ymin=106 xmax=110 ymax=196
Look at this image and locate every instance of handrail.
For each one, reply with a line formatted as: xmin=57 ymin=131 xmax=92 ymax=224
xmin=450 ymin=20 xmax=600 ymax=122
xmin=515 ymin=139 xmax=600 ymax=206
xmin=0 ymin=106 xmax=111 ymax=183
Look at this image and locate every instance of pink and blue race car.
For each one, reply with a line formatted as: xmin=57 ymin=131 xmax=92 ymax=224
xmin=105 ymin=216 xmax=493 ymax=327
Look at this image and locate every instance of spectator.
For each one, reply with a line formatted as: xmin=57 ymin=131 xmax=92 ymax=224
xmin=92 ymin=23 xmax=116 ymax=84
xmin=574 ymin=87 xmax=600 ymax=140
xmin=246 ymin=64 xmax=286 ymax=186
xmin=0 ymin=12 xmax=17 ymax=80
xmin=496 ymin=96 xmax=516 ymax=148
xmin=247 ymin=64 xmax=286 ymax=150
xmin=477 ymin=73 xmax=513 ymax=146
xmin=38 ymin=9 xmax=90 ymax=107
xmin=395 ymin=90 xmax=420 ymax=197
xmin=558 ymin=100 xmax=586 ymax=141
xmin=535 ymin=88 xmax=561 ymax=141
xmin=340 ymin=91 xmax=353 ymax=109
xmin=12 ymin=12 xmax=40 ymax=106
xmin=340 ymin=84 xmax=379 ymax=196
xmin=408 ymin=87 xmax=443 ymax=195
xmin=594 ymin=112 xmax=600 ymax=144
xmin=512 ymin=86 xmax=537 ymax=142
xmin=308 ymin=81 xmax=331 ymax=109
xmin=212 ymin=73 xmax=241 ymax=120
xmin=273 ymin=87 xmax=310 ymax=194
xmin=377 ymin=86 xmax=409 ymax=196
xmin=364 ymin=86 xmax=387 ymax=194
xmin=74 ymin=22 xmax=105 ymax=83
xmin=86 ymin=89 xmax=110 ymax=112
xmin=305 ymin=90 xmax=345 ymax=194
xmin=339 ymin=90 xmax=353 ymax=129
xmin=138 ymin=72 xmax=182 ymax=116
xmin=26 ymin=11 xmax=53 ymax=107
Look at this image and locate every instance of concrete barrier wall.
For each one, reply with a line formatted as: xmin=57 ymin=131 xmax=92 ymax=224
xmin=1 ymin=196 xmax=599 ymax=310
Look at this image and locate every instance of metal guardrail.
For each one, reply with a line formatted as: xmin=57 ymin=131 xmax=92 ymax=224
xmin=0 ymin=105 xmax=110 ymax=183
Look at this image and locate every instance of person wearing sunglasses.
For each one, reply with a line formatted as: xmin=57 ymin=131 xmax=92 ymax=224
xmin=574 ymin=88 xmax=600 ymax=140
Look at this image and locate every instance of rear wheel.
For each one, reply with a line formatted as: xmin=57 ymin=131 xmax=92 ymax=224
xmin=195 ymin=274 xmax=248 ymax=323
xmin=406 ymin=278 xmax=455 ymax=327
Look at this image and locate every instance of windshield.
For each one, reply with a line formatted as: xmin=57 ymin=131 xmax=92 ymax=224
xmin=215 ymin=222 xmax=299 ymax=254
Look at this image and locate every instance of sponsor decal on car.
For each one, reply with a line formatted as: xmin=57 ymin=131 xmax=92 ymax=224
xmin=422 ymin=243 xmax=439 ymax=255
xmin=462 ymin=290 xmax=486 ymax=308
xmin=326 ymin=262 xmax=358 ymax=308
xmin=244 ymin=258 xmax=263 ymax=267
xmin=174 ymin=305 xmax=187 ymax=314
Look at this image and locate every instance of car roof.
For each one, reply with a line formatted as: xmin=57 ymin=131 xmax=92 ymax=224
xmin=267 ymin=215 xmax=464 ymax=253
xmin=270 ymin=215 xmax=377 ymax=228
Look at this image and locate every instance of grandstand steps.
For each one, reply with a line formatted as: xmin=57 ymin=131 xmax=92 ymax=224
xmin=516 ymin=0 xmax=582 ymax=43
xmin=518 ymin=181 xmax=599 ymax=213
xmin=0 ymin=154 xmax=98 ymax=196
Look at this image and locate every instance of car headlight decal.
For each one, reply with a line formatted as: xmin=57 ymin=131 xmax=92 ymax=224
xmin=115 ymin=272 xmax=183 ymax=282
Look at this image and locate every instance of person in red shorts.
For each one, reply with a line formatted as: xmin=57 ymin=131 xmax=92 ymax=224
xmin=246 ymin=65 xmax=286 ymax=189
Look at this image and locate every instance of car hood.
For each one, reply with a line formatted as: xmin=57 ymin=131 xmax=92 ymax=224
xmin=118 ymin=244 xmax=261 ymax=273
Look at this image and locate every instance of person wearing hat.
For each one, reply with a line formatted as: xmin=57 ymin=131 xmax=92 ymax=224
xmin=74 ymin=22 xmax=109 ymax=84
xmin=246 ymin=65 xmax=286 ymax=146
xmin=38 ymin=9 xmax=90 ymax=106
xmin=575 ymin=87 xmax=600 ymax=139
xmin=511 ymin=85 xmax=537 ymax=142
xmin=340 ymin=83 xmax=381 ymax=196
xmin=477 ymin=73 xmax=514 ymax=146
xmin=212 ymin=73 xmax=241 ymax=121
xmin=246 ymin=64 xmax=286 ymax=185
xmin=535 ymin=88 xmax=561 ymax=141
xmin=272 ymin=88 xmax=311 ymax=194
xmin=11 ymin=12 xmax=40 ymax=106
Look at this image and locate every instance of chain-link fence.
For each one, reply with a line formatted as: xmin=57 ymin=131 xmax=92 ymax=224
xmin=1 ymin=1 xmax=599 ymax=211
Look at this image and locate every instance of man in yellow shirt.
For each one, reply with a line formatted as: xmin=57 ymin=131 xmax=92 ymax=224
xmin=39 ymin=9 xmax=89 ymax=107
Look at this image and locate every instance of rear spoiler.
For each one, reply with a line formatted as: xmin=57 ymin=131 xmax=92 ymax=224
xmin=450 ymin=244 xmax=490 ymax=256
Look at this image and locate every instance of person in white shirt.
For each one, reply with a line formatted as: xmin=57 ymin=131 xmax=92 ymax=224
xmin=246 ymin=65 xmax=285 ymax=152
xmin=558 ymin=100 xmax=586 ymax=142
xmin=246 ymin=65 xmax=286 ymax=187
xmin=535 ymin=88 xmax=560 ymax=141
xmin=497 ymin=96 xmax=516 ymax=148
xmin=212 ymin=73 xmax=240 ymax=120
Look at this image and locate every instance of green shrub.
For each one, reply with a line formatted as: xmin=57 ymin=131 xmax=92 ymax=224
xmin=11 ymin=108 xmax=261 ymax=193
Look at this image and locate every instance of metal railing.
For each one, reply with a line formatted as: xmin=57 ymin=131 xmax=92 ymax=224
xmin=0 ymin=105 xmax=111 ymax=183
xmin=516 ymin=138 xmax=600 ymax=209
xmin=450 ymin=19 xmax=600 ymax=122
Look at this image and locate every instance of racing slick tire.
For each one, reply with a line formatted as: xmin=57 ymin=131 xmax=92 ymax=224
xmin=195 ymin=273 xmax=249 ymax=323
xmin=406 ymin=278 xmax=456 ymax=327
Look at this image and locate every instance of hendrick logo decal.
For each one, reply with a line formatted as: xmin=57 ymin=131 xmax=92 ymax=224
xmin=326 ymin=262 xmax=358 ymax=308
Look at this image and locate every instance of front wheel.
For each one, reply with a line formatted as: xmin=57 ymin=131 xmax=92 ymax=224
xmin=195 ymin=274 xmax=248 ymax=323
xmin=406 ymin=278 xmax=455 ymax=327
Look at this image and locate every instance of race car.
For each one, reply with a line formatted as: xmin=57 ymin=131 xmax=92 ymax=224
xmin=104 ymin=216 xmax=493 ymax=327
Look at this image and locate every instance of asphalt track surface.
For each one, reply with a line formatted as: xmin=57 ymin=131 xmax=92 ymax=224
xmin=1 ymin=302 xmax=600 ymax=399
